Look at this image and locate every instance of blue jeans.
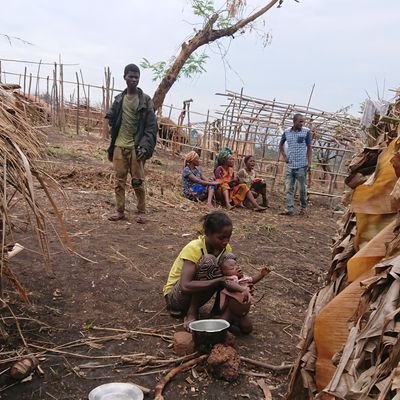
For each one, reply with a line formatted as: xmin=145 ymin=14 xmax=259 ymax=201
xmin=285 ymin=166 xmax=307 ymax=212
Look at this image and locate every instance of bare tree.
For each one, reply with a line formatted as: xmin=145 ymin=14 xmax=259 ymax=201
xmin=151 ymin=0 xmax=282 ymax=110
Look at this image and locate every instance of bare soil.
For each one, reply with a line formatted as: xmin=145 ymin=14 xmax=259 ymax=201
xmin=0 ymin=131 xmax=336 ymax=400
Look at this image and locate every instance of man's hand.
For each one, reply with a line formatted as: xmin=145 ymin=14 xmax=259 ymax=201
xmin=307 ymin=164 xmax=312 ymax=172
xmin=281 ymin=154 xmax=288 ymax=163
xmin=136 ymin=146 xmax=147 ymax=161
xmin=107 ymin=148 xmax=113 ymax=162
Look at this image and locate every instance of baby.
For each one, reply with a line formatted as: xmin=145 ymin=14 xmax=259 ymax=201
xmin=219 ymin=253 xmax=270 ymax=334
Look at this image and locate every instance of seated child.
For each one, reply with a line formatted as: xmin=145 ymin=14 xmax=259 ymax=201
xmin=219 ymin=253 xmax=270 ymax=334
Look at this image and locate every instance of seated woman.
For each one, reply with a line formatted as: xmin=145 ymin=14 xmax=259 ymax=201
xmin=214 ymin=148 xmax=267 ymax=211
xmin=163 ymin=212 xmax=233 ymax=329
xmin=182 ymin=151 xmax=218 ymax=209
xmin=237 ymin=155 xmax=269 ymax=207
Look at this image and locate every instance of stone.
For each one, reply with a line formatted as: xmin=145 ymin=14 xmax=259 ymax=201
xmin=173 ymin=331 xmax=195 ymax=356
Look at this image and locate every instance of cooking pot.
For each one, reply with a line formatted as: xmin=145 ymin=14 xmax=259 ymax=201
xmin=188 ymin=319 xmax=230 ymax=351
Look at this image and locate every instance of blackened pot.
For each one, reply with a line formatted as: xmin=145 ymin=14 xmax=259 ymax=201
xmin=189 ymin=319 xmax=230 ymax=352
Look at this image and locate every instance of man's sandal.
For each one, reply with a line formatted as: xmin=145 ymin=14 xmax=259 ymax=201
xmin=108 ymin=212 xmax=125 ymax=221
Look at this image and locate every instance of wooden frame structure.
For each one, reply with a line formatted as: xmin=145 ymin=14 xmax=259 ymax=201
xmin=0 ymin=59 xmax=364 ymax=202
xmin=215 ymin=90 xmax=363 ymax=199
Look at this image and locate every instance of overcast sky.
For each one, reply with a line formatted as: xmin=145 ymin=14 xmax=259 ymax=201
xmin=1 ymin=0 xmax=399 ymax=119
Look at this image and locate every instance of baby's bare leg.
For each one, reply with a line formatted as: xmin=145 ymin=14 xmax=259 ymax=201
xmin=227 ymin=297 xmax=251 ymax=317
xmin=222 ymin=298 xmax=253 ymax=334
xmin=238 ymin=315 xmax=253 ymax=334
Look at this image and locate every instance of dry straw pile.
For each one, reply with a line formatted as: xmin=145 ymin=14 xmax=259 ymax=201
xmin=0 ymin=85 xmax=69 ymax=301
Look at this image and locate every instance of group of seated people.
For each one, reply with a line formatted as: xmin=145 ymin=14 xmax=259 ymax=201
xmin=182 ymin=147 xmax=268 ymax=211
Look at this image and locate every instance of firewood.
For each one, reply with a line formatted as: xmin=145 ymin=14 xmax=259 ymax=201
xmin=240 ymin=356 xmax=293 ymax=372
xmin=153 ymin=354 xmax=207 ymax=400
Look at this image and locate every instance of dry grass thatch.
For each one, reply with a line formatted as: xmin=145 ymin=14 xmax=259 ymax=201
xmin=0 ymin=86 xmax=70 ymax=302
xmin=286 ymin=92 xmax=400 ymax=400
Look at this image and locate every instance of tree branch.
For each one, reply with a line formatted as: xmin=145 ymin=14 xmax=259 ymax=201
xmin=152 ymin=0 xmax=281 ymax=110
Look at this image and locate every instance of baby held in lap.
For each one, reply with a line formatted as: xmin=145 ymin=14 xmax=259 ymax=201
xmin=219 ymin=253 xmax=270 ymax=334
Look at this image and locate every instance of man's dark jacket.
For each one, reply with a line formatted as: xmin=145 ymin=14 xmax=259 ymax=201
xmin=106 ymin=88 xmax=158 ymax=161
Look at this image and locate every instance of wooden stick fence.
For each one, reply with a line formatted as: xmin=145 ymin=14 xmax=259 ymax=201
xmin=1 ymin=60 xmax=364 ymax=202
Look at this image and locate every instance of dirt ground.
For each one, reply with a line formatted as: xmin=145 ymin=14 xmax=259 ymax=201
xmin=0 ymin=130 xmax=337 ymax=399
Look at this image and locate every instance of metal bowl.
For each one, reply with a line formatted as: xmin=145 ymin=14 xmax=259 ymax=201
xmin=189 ymin=319 xmax=230 ymax=333
xmin=88 ymin=382 xmax=144 ymax=400
xmin=189 ymin=319 xmax=230 ymax=351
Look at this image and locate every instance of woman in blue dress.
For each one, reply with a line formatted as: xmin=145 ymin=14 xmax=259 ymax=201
xmin=182 ymin=151 xmax=218 ymax=209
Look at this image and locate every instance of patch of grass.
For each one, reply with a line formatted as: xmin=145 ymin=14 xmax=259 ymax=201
xmin=47 ymin=145 xmax=84 ymax=160
xmin=262 ymin=224 xmax=276 ymax=235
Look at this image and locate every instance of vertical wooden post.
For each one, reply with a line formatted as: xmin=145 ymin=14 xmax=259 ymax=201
xmin=75 ymin=72 xmax=80 ymax=135
xmin=46 ymin=75 xmax=50 ymax=101
xmin=23 ymin=67 xmax=27 ymax=97
xmin=102 ymin=67 xmax=111 ymax=138
xmin=34 ymin=60 xmax=42 ymax=101
xmin=168 ymin=104 xmax=173 ymax=119
xmin=102 ymin=85 xmax=106 ymax=136
xmin=79 ymin=70 xmax=89 ymax=135
xmin=226 ymin=96 xmax=236 ymax=149
xmin=79 ymin=69 xmax=88 ymax=99
xmin=59 ymin=62 xmax=65 ymax=132
xmin=53 ymin=63 xmax=58 ymax=127
xmin=86 ymin=84 xmax=91 ymax=135
xmin=203 ymin=110 xmax=210 ymax=163
xmin=28 ymin=73 xmax=32 ymax=98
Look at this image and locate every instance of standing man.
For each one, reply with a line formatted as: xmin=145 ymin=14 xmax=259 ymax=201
xmin=279 ymin=113 xmax=312 ymax=216
xmin=106 ymin=64 xmax=157 ymax=221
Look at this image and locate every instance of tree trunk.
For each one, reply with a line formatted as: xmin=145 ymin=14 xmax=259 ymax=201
xmin=152 ymin=0 xmax=280 ymax=110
